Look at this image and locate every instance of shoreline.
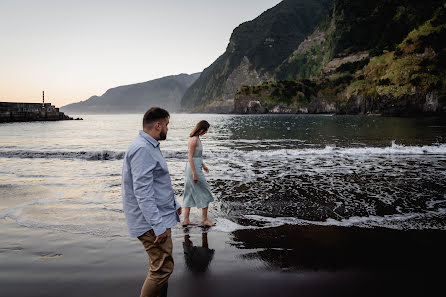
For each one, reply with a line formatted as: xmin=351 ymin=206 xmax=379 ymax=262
xmin=1 ymin=219 xmax=445 ymax=297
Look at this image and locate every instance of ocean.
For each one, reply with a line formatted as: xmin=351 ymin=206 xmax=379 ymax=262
xmin=1 ymin=113 xmax=446 ymax=237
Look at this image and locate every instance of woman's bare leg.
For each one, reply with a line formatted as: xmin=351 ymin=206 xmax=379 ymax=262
xmin=181 ymin=208 xmax=197 ymax=226
xmin=201 ymin=207 xmax=215 ymax=226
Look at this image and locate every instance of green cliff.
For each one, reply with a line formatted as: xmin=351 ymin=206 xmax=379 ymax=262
xmin=235 ymin=2 xmax=446 ymax=115
xmin=181 ymin=0 xmax=332 ymax=112
xmin=181 ymin=0 xmax=445 ymax=115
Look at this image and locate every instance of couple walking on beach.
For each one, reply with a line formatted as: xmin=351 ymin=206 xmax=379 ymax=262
xmin=121 ymin=107 xmax=215 ymax=297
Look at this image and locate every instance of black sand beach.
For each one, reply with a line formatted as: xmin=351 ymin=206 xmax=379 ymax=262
xmin=1 ymin=220 xmax=445 ymax=297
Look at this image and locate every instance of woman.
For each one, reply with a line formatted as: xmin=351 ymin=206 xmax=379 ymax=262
xmin=182 ymin=120 xmax=215 ymax=227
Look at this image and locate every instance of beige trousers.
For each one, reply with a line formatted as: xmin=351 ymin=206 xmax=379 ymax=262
xmin=137 ymin=229 xmax=173 ymax=297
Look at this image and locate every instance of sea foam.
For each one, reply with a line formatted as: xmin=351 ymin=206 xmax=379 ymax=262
xmin=1 ymin=142 xmax=445 ymax=161
xmin=244 ymin=207 xmax=446 ymax=231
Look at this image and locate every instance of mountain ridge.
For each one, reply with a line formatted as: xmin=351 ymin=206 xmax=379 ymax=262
xmin=235 ymin=2 xmax=446 ymax=115
xmin=181 ymin=0 xmax=333 ymax=112
xmin=181 ymin=0 xmax=446 ymax=115
xmin=61 ymin=73 xmax=200 ymax=114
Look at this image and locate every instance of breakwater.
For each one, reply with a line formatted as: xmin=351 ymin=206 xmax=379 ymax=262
xmin=0 ymin=102 xmax=80 ymax=123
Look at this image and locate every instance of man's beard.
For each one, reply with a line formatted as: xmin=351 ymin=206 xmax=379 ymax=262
xmin=159 ymin=131 xmax=167 ymax=140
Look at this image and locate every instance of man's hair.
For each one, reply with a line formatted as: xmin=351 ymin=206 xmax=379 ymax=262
xmin=143 ymin=107 xmax=170 ymax=129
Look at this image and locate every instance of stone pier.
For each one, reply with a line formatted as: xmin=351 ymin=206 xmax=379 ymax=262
xmin=0 ymin=102 xmax=78 ymax=123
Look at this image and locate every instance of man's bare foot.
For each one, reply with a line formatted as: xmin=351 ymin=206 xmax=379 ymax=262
xmin=182 ymin=220 xmax=198 ymax=227
xmin=201 ymin=219 xmax=215 ymax=227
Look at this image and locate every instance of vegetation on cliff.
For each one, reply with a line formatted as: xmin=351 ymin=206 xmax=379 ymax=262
xmin=277 ymin=0 xmax=445 ymax=79
xmin=347 ymin=6 xmax=446 ymax=99
xmin=235 ymin=0 xmax=446 ymax=115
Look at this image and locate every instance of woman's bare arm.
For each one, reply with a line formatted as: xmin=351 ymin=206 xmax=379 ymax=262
xmin=188 ymin=136 xmax=199 ymax=183
xmin=202 ymin=162 xmax=209 ymax=173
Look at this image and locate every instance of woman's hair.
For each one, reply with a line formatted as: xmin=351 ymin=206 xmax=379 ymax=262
xmin=189 ymin=120 xmax=210 ymax=137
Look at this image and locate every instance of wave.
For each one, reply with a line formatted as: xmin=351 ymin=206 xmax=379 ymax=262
xmin=0 ymin=198 xmax=52 ymax=220
xmin=1 ymin=142 xmax=445 ymax=161
xmin=175 ymin=209 xmax=446 ymax=233
xmin=0 ymin=197 xmax=126 ymax=237
xmin=2 ymin=196 xmax=445 ymax=236
xmin=0 ymin=149 xmax=193 ymax=161
xmin=244 ymin=208 xmax=446 ymax=230
xmin=0 ymin=150 xmax=126 ymax=161
xmin=234 ymin=142 xmax=446 ymax=159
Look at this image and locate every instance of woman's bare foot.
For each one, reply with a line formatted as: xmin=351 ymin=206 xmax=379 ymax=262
xmin=182 ymin=220 xmax=198 ymax=227
xmin=201 ymin=219 xmax=215 ymax=227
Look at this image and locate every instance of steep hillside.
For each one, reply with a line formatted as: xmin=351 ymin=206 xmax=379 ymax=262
xmin=181 ymin=0 xmax=445 ymax=115
xmin=235 ymin=4 xmax=446 ymax=115
xmin=61 ymin=73 xmax=200 ymax=114
xmin=181 ymin=0 xmax=332 ymax=112
xmin=276 ymin=0 xmax=445 ymax=80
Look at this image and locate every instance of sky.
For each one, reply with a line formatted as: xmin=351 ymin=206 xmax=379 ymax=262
xmin=0 ymin=0 xmax=282 ymax=107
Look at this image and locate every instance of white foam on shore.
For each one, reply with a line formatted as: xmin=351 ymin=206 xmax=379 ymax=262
xmin=190 ymin=209 xmax=446 ymax=233
xmin=13 ymin=216 xmax=126 ymax=237
xmin=0 ymin=198 xmax=52 ymax=220
xmin=1 ymin=142 xmax=445 ymax=162
xmin=235 ymin=142 xmax=446 ymax=159
xmin=2 ymin=203 xmax=127 ymax=237
xmin=244 ymin=208 xmax=446 ymax=230
xmin=192 ymin=209 xmax=446 ymax=233
xmin=212 ymin=218 xmax=253 ymax=232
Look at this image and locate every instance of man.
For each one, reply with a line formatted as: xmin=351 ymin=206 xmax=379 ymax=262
xmin=122 ymin=107 xmax=182 ymax=297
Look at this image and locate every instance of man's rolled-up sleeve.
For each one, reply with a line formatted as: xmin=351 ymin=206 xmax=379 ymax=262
xmin=130 ymin=146 xmax=166 ymax=236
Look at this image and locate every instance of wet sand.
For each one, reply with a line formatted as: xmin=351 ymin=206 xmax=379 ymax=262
xmin=1 ymin=219 xmax=445 ymax=297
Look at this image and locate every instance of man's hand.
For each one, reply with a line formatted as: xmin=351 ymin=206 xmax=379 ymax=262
xmin=203 ymin=165 xmax=209 ymax=174
xmin=177 ymin=207 xmax=182 ymax=216
xmin=193 ymin=173 xmax=198 ymax=183
xmin=154 ymin=230 xmax=168 ymax=244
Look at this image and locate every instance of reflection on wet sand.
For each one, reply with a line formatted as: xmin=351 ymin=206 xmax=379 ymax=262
xmin=183 ymin=228 xmax=215 ymax=275
xmin=231 ymin=224 xmax=446 ymax=271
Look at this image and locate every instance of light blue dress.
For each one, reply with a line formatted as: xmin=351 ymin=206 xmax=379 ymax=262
xmin=183 ymin=138 xmax=214 ymax=209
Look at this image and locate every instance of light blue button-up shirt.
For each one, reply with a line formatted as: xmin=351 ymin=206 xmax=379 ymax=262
xmin=122 ymin=130 xmax=180 ymax=237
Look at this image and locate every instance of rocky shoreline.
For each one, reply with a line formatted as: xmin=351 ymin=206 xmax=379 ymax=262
xmin=233 ymin=91 xmax=446 ymax=116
